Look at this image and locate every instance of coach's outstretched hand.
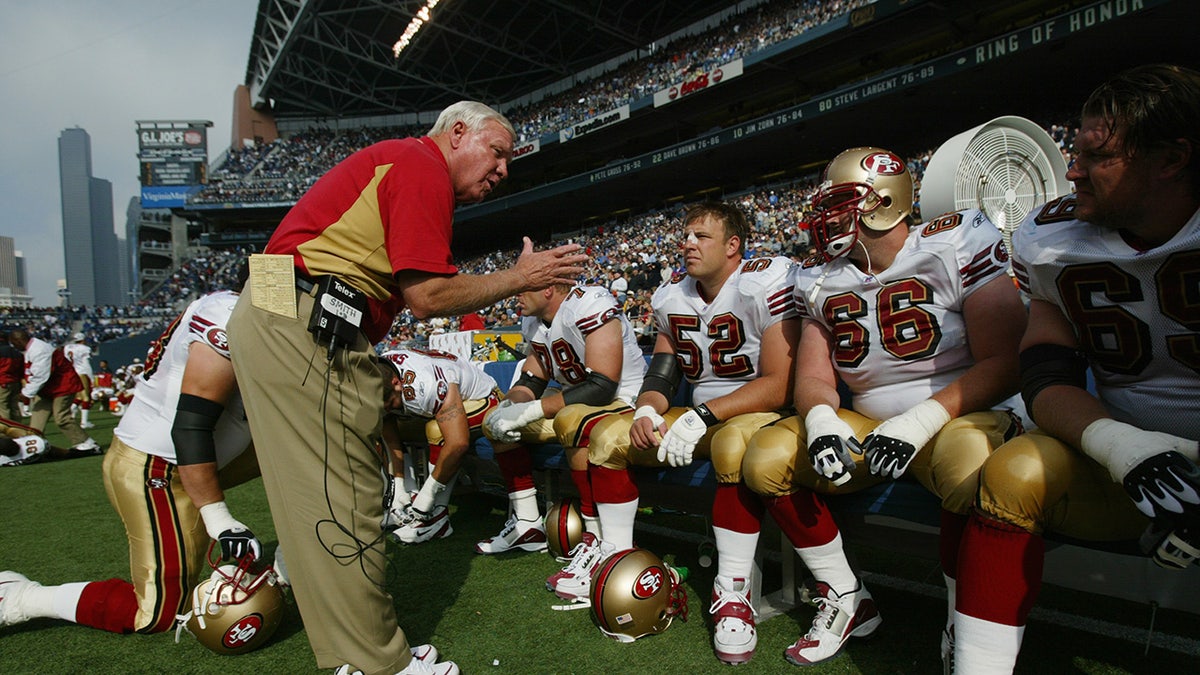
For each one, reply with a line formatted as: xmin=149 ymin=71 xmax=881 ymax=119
xmin=514 ymin=237 xmax=587 ymax=290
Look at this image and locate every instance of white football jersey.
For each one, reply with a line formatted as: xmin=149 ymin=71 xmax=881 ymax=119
xmin=0 ymin=435 xmax=46 ymax=466
xmin=380 ymin=348 xmax=498 ymax=417
xmin=63 ymin=342 xmax=93 ymax=377
xmin=114 ymin=291 xmax=250 ymax=468
xmin=653 ymin=256 xmax=797 ymax=405
xmin=524 ymin=286 xmax=646 ymax=405
xmin=1012 ymin=196 xmax=1200 ymax=439
xmin=795 ymin=209 xmax=1021 ymax=420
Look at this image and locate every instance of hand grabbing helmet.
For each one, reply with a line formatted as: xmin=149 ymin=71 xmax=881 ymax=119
xmin=175 ymin=548 xmax=284 ymax=655
xmin=810 ymin=147 xmax=913 ymax=262
xmin=590 ymin=548 xmax=688 ymax=642
xmin=545 ymin=498 xmax=586 ymax=561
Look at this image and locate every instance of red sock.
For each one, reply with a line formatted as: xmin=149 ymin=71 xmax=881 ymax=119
xmin=428 ymin=443 xmax=443 ymax=465
xmin=940 ymin=509 xmax=968 ymax=579
xmin=957 ymin=513 xmax=1044 ymax=625
xmin=570 ymin=468 xmax=596 ymax=517
xmin=590 ymin=465 xmax=638 ymax=504
xmin=495 ymin=447 xmax=535 ymax=493
xmin=712 ymin=483 xmax=764 ymax=534
xmin=75 ymin=579 xmax=139 ymax=634
xmin=766 ymin=488 xmax=840 ymax=548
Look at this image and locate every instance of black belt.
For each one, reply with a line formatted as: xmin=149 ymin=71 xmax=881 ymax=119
xmin=296 ymin=271 xmax=316 ymax=295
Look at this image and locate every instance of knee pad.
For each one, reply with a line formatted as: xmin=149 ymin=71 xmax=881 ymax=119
xmin=976 ymin=431 xmax=1074 ymax=534
xmin=742 ymin=424 xmax=803 ymax=497
xmin=586 ymin=412 xmax=634 ymax=470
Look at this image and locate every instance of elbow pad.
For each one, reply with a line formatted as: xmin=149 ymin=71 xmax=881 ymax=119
xmin=639 ymin=353 xmax=682 ymax=400
xmin=1019 ymin=343 xmax=1089 ymax=424
xmin=513 ymin=370 xmax=550 ymax=398
xmin=562 ymin=370 xmax=619 ymax=407
xmin=172 ymin=393 xmax=225 ymax=466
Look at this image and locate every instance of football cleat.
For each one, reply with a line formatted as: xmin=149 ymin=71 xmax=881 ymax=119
xmin=546 ymin=533 xmax=615 ymax=603
xmin=334 ymin=644 xmax=456 ymax=675
xmin=710 ymin=576 xmax=757 ymax=664
xmin=392 ymin=505 xmax=453 ymax=545
xmin=784 ymin=581 xmax=882 ymax=666
xmin=0 ymin=571 xmax=39 ymax=627
xmin=941 ymin=625 xmax=955 ymax=675
xmin=71 ymin=438 xmax=102 ymax=454
xmin=474 ymin=515 xmax=547 ymax=555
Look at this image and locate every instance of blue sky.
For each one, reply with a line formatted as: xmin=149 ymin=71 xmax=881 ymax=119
xmin=0 ymin=0 xmax=257 ymax=305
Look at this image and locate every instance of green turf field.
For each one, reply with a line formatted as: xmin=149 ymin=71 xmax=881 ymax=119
xmin=2 ymin=410 xmax=1196 ymax=673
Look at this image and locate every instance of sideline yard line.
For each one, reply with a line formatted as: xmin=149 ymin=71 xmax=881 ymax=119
xmin=858 ymin=571 xmax=1200 ymax=657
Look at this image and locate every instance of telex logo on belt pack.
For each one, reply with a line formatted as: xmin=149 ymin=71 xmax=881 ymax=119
xmin=307 ymin=276 xmax=367 ymax=354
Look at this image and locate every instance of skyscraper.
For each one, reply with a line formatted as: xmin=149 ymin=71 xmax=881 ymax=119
xmin=58 ymin=127 xmax=123 ymax=307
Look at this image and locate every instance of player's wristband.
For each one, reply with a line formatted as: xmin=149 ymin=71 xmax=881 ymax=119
xmin=693 ymin=403 xmax=720 ymax=427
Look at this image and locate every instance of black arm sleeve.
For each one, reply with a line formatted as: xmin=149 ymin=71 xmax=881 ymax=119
xmin=638 ymin=353 xmax=682 ymax=401
xmin=172 ymin=393 xmax=225 ymax=466
xmin=513 ymin=370 xmax=550 ymax=398
xmin=561 ymin=370 xmax=619 ymax=407
xmin=1019 ymin=343 xmax=1089 ymax=423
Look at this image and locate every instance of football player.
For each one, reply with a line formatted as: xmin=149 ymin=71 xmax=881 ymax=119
xmin=478 ymin=282 xmax=647 ymax=557
xmin=741 ymin=147 xmax=1027 ymax=668
xmin=0 ymin=416 xmax=92 ymax=466
xmin=955 ymin=64 xmax=1200 ymax=673
xmin=9 ymin=328 xmax=99 ymax=454
xmin=379 ymin=347 xmax=503 ymax=544
xmin=0 ymin=291 xmax=267 ymax=636
xmin=584 ymin=201 xmax=800 ymax=664
xmin=63 ymin=332 xmax=95 ymax=428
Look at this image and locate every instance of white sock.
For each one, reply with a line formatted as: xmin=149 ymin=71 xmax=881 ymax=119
xmin=412 ymin=477 xmax=447 ymax=514
xmin=21 ymin=582 xmax=88 ymax=622
xmin=944 ymin=573 xmax=956 ymax=632
xmin=582 ymin=514 xmax=602 ymax=538
xmin=390 ymin=478 xmax=412 ymax=511
xmin=795 ymin=532 xmax=859 ymax=595
xmin=80 ymin=409 xmax=90 ymax=425
xmin=595 ymin=498 xmax=638 ymax=550
xmin=433 ymin=472 xmax=458 ymax=509
xmin=954 ymin=612 xmax=1024 ymax=674
xmin=510 ymin=487 xmax=540 ymax=522
xmin=713 ymin=527 xmax=759 ymax=582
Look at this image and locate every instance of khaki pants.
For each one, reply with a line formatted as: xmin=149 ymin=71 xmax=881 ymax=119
xmin=29 ymin=392 xmax=88 ymax=446
xmin=228 ymin=283 xmax=411 ymax=675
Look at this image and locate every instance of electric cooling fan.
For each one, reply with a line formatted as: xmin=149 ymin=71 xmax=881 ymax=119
xmin=920 ymin=116 xmax=1070 ymax=255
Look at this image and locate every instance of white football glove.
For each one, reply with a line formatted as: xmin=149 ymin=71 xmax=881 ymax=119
xmin=484 ymin=399 xmax=545 ymax=443
xmin=1081 ymin=418 xmax=1200 ymax=520
xmin=804 ymin=404 xmax=860 ymax=486
xmin=199 ymin=501 xmax=262 ymax=561
xmin=657 ymin=409 xmax=709 ymax=467
xmin=864 ymin=399 xmax=951 ymax=480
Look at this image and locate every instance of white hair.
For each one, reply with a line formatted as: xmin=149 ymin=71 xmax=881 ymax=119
xmin=429 ymin=101 xmax=515 ymax=138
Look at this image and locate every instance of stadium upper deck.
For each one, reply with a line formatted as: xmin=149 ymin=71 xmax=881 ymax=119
xmin=182 ymin=0 xmax=1197 ymax=257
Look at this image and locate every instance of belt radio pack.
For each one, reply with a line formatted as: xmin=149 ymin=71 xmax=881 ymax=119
xmin=307 ymin=276 xmax=367 ymax=354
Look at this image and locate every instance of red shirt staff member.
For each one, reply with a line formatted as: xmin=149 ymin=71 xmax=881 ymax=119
xmin=0 ymin=330 xmax=24 ymax=422
xmin=227 ymin=100 xmax=585 ymax=675
xmin=9 ymin=328 xmax=98 ymax=453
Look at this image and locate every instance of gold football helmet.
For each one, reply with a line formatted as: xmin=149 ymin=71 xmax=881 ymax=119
xmin=175 ymin=548 xmax=284 ymax=655
xmin=545 ymin=498 xmax=586 ymax=561
xmin=810 ymin=147 xmax=913 ymax=262
xmin=590 ymin=548 xmax=688 ymax=642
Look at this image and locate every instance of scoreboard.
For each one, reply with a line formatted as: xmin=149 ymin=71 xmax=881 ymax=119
xmin=136 ymin=120 xmax=211 ymax=207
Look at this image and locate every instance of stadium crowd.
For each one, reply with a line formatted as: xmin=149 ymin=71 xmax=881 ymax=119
xmin=192 ymin=0 xmax=871 ymax=205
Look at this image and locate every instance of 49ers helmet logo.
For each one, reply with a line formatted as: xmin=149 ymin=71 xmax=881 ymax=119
xmin=632 ymin=566 xmax=665 ymax=599
xmin=861 ymin=152 xmax=905 ymax=175
xmin=222 ymin=614 xmax=264 ymax=648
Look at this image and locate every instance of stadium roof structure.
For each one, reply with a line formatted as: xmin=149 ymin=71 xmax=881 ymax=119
xmin=246 ymin=0 xmax=753 ymax=118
